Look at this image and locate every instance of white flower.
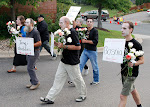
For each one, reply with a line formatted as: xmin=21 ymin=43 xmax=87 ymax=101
xmin=12 ymin=21 xmax=15 ymax=24
xmin=139 ymin=50 xmax=144 ymax=56
xmin=128 ymin=42 xmax=133 ymax=48
xmin=135 ymin=51 xmax=140 ymax=57
xmin=64 ymin=28 xmax=69 ymax=32
xmin=17 ymin=26 xmax=20 ymax=30
xmin=54 ymin=31 xmax=57 ymax=36
xmin=66 ymin=30 xmax=71 ymax=35
xmin=84 ymin=28 xmax=87 ymax=30
xmin=13 ymin=30 xmax=20 ymax=35
xmin=10 ymin=27 xmax=16 ymax=32
xmin=34 ymin=21 xmax=37 ymax=25
xmin=79 ymin=28 xmax=82 ymax=31
xmin=130 ymin=48 xmax=136 ymax=53
xmin=8 ymin=21 xmax=11 ymax=25
xmin=128 ymin=53 xmax=136 ymax=60
xmin=67 ymin=37 xmax=72 ymax=43
xmin=57 ymin=29 xmax=62 ymax=33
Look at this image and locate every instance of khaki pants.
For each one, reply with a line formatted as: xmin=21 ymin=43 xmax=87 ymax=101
xmin=46 ymin=61 xmax=87 ymax=101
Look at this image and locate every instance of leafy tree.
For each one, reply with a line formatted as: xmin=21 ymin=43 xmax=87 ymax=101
xmin=136 ymin=0 xmax=150 ymax=6
xmin=76 ymin=0 xmax=132 ymax=28
xmin=0 ymin=0 xmax=47 ymax=21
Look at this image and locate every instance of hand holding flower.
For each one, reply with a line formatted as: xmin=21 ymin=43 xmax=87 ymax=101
xmin=57 ymin=42 xmax=63 ymax=48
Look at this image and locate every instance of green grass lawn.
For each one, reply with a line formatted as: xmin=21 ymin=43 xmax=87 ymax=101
xmin=98 ymin=29 xmax=123 ymax=47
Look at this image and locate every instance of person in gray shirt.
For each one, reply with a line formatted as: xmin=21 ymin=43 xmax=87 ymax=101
xmin=24 ymin=18 xmax=41 ymax=90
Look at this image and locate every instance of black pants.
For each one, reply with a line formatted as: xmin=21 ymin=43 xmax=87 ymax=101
xmin=80 ymin=43 xmax=88 ymax=70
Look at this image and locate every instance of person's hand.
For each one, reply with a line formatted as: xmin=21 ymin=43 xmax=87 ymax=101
xmin=18 ymin=34 xmax=22 ymax=37
xmin=128 ymin=62 xmax=134 ymax=67
xmin=54 ymin=40 xmax=58 ymax=46
xmin=73 ymin=20 xmax=76 ymax=24
xmin=81 ymin=39 xmax=87 ymax=43
xmin=57 ymin=42 xmax=63 ymax=48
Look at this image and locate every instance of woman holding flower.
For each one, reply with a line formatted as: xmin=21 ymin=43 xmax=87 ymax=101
xmin=119 ymin=21 xmax=144 ymax=107
xmin=7 ymin=15 xmax=29 ymax=73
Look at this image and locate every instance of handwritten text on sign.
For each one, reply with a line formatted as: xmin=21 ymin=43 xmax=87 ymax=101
xmin=103 ymin=38 xmax=125 ymax=63
xmin=66 ymin=6 xmax=81 ymax=22
xmin=16 ymin=37 xmax=34 ymax=56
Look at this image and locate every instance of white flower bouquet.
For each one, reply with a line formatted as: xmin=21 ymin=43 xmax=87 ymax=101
xmin=6 ymin=21 xmax=21 ymax=46
xmin=123 ymin=42 xmax=144 ymax=76
xmin=54 ymin=28 xmax=71 ymax=52
xmin=75 ymin=27 xmax=87 ymax=40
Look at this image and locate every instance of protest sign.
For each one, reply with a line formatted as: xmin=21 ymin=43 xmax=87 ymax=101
xmin=103 ymin=38 xmax=126 ymax=63
xmin=66 ymin=6 xmax=81 ymax=22
xmin=16 ymin=37 xmax=34 ymax=56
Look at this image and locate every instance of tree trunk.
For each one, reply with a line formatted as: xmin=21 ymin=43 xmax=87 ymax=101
xmin=10 ymin=0 xmax=15 ymax=21
xmin=98 ymin=5 xmax=102 ymax=28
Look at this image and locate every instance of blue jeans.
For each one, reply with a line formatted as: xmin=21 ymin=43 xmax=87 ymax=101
xmin=40 ymin=40 xmax=56 ymax=57
xmin=80 ymin=49 xmax=99 ymax=82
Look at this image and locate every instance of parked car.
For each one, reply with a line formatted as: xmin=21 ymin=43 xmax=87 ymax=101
xmin=147 ymin=9 xmax=150 ymax=16
xmin=81 ymin=10 xmax=109 ymax=21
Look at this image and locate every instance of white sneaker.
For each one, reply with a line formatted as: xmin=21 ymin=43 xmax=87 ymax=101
xmin=82 ymin=68 xmax=89 ymax=76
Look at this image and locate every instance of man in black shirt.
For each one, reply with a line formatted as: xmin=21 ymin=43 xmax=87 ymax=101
xmin=37 ymin=15 xmax=57 ymax=60
xmin=24 ymin=18 xmax=41 ymax=90
xmin=80 ymin=18 xmax=99 ymax=85
xmin=118 ymin=21 xmax=144 ymax=107
xmin=73 ymin=18 xmax=89 ymax=75
xmin=40 ymin=16 xmax=87 ymax=104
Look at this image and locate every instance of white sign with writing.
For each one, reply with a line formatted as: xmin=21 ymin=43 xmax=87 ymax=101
xmin=103 ymin=38 xmax=126 ymax=63
xmin=66 ymin=6 xmax=81 ymax=22
xmin=16 ymin=37 xmax=34 ymax=56
xmin=50 ymin=32 xmax=54 ymax=56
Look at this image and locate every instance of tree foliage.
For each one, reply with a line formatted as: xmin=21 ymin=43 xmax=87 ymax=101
xmin=75 ymin=0 xmax=132 ymax=28
xmin=136 ymin=0 xmax=150 ymax=6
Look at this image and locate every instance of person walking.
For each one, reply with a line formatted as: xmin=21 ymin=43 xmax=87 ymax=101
xmin=37 ymin=15 xmax=57 ymax=60
xmin=24 ymin=18 xmax=41 ymax=90
xmin=7 ymin=15 xmax=28 ymax=73
xmin=80 ymin=18 xmax=99 ymax=85
xmin=40 ymin=16 xmax=87 ymax=104
xmin=118 ymin=21 xmax=144 ymax=107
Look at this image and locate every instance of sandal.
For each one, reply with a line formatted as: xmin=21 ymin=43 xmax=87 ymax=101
xmin=7 ymin=69 xmax=16 ymax=73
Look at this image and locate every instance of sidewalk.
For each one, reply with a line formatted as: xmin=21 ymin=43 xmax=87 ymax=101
xmin=0 ymin=34 xmax=143 ymax=58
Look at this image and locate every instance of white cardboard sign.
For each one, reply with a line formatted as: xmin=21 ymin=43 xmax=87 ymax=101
xmin=50 ymin=32 xmax=54 ymax=56
xmin=103 ymin=38 xmax=126 ymax=63
xmin=66 ymin=6 xmax=81 ymax=22
xmin=16 ymin=37 xmax=34 ymax=56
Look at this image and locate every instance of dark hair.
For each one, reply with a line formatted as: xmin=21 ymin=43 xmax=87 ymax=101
xmin=17 ymin=15 xmax=25 ymax=26
xmin=86 ymin=18 xmax=94 ymax=21
xmin=123 ymin=21 xmax=134 ymax=32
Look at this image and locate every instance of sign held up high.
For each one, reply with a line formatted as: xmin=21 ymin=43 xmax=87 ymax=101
xmin=66 ymin=6 xmax=81 ymax=23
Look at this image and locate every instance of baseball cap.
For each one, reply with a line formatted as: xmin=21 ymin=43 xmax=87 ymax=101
xmin=38 ymin=14 xmax=44 ymax=18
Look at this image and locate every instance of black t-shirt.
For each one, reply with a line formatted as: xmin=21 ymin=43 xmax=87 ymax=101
xmin=121 ymin=38 xmax=143 ymax=77
xmin=37 ymin=20 xmax=49 ymax=42
xmin=61 ymin=28 xmax=80 ymax=65
xmin=85 ymin=28 xmax=98 ymax=51
xmin=26 ymin=28 xmax=41 ymax=50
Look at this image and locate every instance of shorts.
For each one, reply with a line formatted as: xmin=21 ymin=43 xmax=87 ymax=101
xmin=121 ymin=76 xmax=136 ymax=96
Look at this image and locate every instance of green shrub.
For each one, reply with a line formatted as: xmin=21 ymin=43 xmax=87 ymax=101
xmin=0 ymin=13 xmax=11 ymax=39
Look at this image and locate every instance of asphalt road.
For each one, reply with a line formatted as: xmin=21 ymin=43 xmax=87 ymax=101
xmin=0 ymin=36 xmax=150 ymax=107
xmin=82 ymin=11 xmax=150 ymax=35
